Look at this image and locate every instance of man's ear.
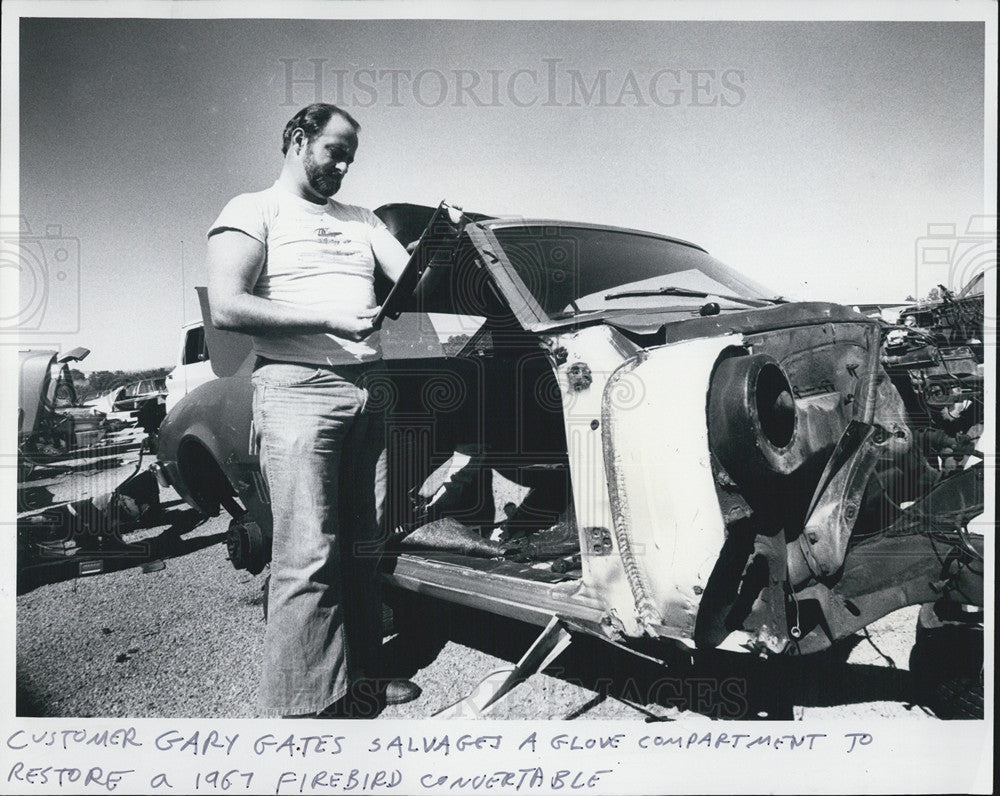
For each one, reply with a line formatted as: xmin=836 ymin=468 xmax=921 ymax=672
xmin=290 ymin=127 xmax=306 ymax=153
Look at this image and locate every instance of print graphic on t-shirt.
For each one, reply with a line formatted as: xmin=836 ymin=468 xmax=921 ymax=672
xmin=315 ymin=226 xmax=365 ymax=258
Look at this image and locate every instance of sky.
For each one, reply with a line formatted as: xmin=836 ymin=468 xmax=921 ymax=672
xmin=4 ymin=8 xmax=995 ymax=371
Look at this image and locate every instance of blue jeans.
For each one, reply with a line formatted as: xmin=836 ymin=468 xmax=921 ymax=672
xmin=251 ymin=360 xmax=387 ymax=717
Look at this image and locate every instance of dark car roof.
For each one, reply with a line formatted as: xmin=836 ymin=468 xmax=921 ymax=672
xmin=481 ymin=217 xmax=709 ymax=254
xmin=374 ymin=203 xmax=710 ymax=255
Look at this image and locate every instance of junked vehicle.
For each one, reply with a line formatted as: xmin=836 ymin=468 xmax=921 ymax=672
xmin=18 ymin=348 xmax=111 ymax=476
xmin=881 ymin=272 xmax=986 ymax=478
xmin=111 ymin=376 xmax=168 ymax=414
xmin=154 ymin=203 xmax=986 ymax=717
xmin=896 ymin=272 xmax=986 ymax=359
xmin=86 ymin=377 xmax=169 ymax=449
xmin=164 ymin=320 xmax=215 ymax=414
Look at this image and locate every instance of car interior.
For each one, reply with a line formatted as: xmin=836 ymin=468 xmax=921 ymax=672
xmin=374 ymin=205 xmax=583 ymax=584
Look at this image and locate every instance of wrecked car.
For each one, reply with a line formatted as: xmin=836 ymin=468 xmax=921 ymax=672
xmin=111 ymin=376 xmax=168 ymax=414
xmin=154 ymin=203 xmax=985 ymax=718
xmin=18 ymin=348 xmax=113 ymax=476
xmin=880 ymin=270 xmax=985 ymax=485
xmin=896 ymin=272 xmax=985 ymax=360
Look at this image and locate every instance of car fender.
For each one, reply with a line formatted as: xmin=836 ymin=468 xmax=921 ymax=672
xmin=167 ymin=422 xmax=237 ymax=515
xmin=602 ymin=335 xmax=740 ymax=639
xmin=159 ymin=374 xmax=254 ymax=515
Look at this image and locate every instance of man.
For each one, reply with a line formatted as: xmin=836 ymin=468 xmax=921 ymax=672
xmin=207 ymin=103 xmax=418 ymax=717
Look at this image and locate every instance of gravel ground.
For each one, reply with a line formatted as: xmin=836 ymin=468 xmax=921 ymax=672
xmin=16 ymin=459 xmax=940 ymax=722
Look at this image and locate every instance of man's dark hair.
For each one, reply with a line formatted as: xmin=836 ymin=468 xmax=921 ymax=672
xmin=281 ymin=103 xmax=360 ymax=155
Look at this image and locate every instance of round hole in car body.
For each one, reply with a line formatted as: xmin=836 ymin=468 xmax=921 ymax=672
xmin=753 ymin=359 xmax=796 ymax=448
xmin=707 ymin=352 xmax=803 ymax=487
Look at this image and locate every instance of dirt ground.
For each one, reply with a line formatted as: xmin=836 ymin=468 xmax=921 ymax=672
xmin=14 ymin=444 xmax=946 ymax=721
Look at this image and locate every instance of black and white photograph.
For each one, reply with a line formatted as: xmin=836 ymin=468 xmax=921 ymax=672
xmin=2 ymin=1 xmax=995 ymax=793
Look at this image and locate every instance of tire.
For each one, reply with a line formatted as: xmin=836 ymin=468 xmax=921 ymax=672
xmin=909 ymin=602 xmax=983 ymax=719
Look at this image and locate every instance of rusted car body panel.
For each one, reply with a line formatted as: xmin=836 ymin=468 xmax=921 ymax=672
xmin=156 ymin=203 xmax=985 ymax=664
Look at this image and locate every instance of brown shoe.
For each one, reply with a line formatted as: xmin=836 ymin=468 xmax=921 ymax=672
xmin=383 ymin=678 xmax=422 ymax=705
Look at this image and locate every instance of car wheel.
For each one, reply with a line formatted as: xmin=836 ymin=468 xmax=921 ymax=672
xmin=909 ymin=602 xmax=983 ymax=719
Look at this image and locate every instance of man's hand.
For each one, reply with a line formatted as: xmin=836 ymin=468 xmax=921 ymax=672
xmin=209 ymin=231 xmax=382 ymax=340
xmin=329 ymin=307 xmax=379 ymax=341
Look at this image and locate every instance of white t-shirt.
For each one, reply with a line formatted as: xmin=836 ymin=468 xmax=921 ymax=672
xmin=209 ymin=182 xmax=395 ymax=365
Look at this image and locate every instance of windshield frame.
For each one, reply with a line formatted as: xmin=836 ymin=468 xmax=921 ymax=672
xmin=469 ymin=218 xmax=778 ymax=329
xmin=476 ymin=217 xmax=785 ymax=330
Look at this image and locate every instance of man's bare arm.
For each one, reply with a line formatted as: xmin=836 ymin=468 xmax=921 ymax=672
xmin=207 ymin=230 xmax=376 ymax=341
xmin=371 ymin=226 xmax=410 ymax=283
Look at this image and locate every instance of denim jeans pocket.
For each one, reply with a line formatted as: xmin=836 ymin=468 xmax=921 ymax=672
xmin=251 ymin=362 xmax=324 ymax=388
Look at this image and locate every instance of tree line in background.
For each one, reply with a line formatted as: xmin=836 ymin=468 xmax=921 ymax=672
xmin=905 ymin=286 xmax=943 ymax=304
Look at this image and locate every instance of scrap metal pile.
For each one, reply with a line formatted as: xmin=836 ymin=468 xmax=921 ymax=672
xmin=881 ymin=303 xmax=985 ymax=476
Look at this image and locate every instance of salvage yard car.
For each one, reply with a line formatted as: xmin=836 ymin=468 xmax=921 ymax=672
xmin=897 ymin=271 xmax=986 ymax=361
xmin=111 ymin=376 xmax=167 ymax=414
xmin=154 ymin=203 xmax=986 ymax=718
xmin=18 ymin=347 xmax=112 ymax=478
xmin=164 ymin=320 xmax=215 ymax=414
